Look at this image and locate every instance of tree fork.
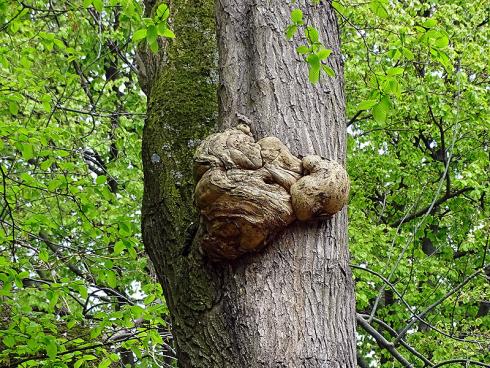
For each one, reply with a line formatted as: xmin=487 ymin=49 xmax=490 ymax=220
xmin=141 ymin=0 xmax=356 ymax=366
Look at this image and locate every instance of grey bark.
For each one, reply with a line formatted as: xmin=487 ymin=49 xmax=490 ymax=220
xmin=140 ymin=0 xmax=356 ymax=367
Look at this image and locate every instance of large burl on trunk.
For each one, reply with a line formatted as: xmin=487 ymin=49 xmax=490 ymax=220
xmin=140 ymin=0 xmax=356 ymax=366
xmin=194 ymin=124 xmax=350 ymax=261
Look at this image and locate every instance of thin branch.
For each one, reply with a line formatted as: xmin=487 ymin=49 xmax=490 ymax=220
xmin=352 ymin=264 xmax=488 ymax=344
xmin=0 ymin=164 xmax=16 ymax=259
xmin=357 ymin=313 xmax=433 ymax=366
xmin=390 ymin=187 xmax=473 ymax=227
xmin=394 ymin=265 xmax=489 ymax=344
xmin=356 ymin=313 xmax=414 ymax=368
xmin=347 ymin=110 xmax=364 ymax=127
xmin=0 ymin=6 xmax=25 ymax=32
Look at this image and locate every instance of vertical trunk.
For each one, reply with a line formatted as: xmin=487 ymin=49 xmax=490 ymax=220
xmin=141 ymin=0 xmax=356 ymax=366
xmin=215 ymin=1 xmax=356 ymax=366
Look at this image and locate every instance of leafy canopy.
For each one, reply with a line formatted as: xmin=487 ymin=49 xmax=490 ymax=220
xmin=0 ymin=0 xmax=488 ymax=367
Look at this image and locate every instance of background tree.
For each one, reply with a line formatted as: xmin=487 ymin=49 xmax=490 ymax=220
xmin=339 ymin=1 xmax=489 ymax=365
xmin=0 ymin=0 xmax=488 ymax=367
xmin=0 ymin=0 xmax=173 ymax=366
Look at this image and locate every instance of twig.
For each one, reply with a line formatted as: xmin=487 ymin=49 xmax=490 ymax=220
xmin=394 ymin=265 xmax=488 ymax=344
xmin=357 ymin=313 xmax=433 ymax=366
xmin=356 ymin=314 xmax=414 ymax=368
xmin=390 ymin=187 xmax=474 ymax=227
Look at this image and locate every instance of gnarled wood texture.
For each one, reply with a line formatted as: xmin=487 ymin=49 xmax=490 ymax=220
xmin=194 ymin=125 xmax=349 ymax=261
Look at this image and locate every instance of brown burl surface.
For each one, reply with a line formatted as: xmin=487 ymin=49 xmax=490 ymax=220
xmin=194 ymin=125 xmax=350 ymax=261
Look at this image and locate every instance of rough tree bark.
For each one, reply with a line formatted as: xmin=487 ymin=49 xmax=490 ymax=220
xmin=139 ymin=0 xmax=356 ymax=367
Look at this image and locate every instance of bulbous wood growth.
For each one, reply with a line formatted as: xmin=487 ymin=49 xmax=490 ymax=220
xmin=194 ymin=124 xmax=350 ymax=260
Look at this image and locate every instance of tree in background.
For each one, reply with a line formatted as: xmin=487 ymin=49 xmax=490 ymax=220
xmin=0 ymin=0 xmax=488 ymax=367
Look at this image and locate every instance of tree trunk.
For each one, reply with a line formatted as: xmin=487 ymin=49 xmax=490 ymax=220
xmin=140 ymin=0 xmax=356 ymax=367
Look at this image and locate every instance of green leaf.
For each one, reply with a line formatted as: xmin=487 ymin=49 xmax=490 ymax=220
xmin=132 ymin=29 xmax=147 ymax=41
xmin=387 ymin=67 xmax=404 ymax=76
xmin=426 ymin=29 xmax=442 ymax=40
xmin=41 ymin=95 xmax=52 ymax=112
xmin=46 ymin=339 xmax=57 ymax=359
xmin=48 ymin=290 xmax=60 ymax=309
xmin=308 ymin=64 xmax=321 ymax=84
xmin=373 ymin=102 xmax=387 ymax=123
xmin=286 ymin=25 xmax=297 ymax=39
xmin=379 ymin=94 xmax=392 ymax=110
xmin=92 ymin=0 xmax=103 ymax=12
xmin=402 ymin=47 xmax=414 ymax=60
xmin=39 ymin=248 xmax=49 ymax=262
xmin=78 ymin=285 xmax=88 ymax=299
xmin=332 ymin=1 xmax=347 ymax=16
xmin=149 ymin=40 xmax=159 ymax=53
xmin=96 ymin=175 xmax=107 ymax=184
xmin=9 ymin=21 xmax=20 ymax=33
xmin=156 ymin=3 xmax=170 ymax=21
xmin=9 ymin=101 xmax=19 ymax=115
xmin=317 ymin=48 xmax=332 ymax=60
xmin=296 ymin=45 xmax=310 ymax=54
xmin=106 ymin=270 xmax=117 ymax=288
xmin=290 ymin=9 xmax=303 ymax=24
xmin=436 ymin=50 xmax=453 ymax=72
xmin=369 ymin=0 xmax=388 ymax=18
xmin=157 ymin=22 xmax=167 ymax=35
xmin=146 ymin=25 xmax=158 ymax=44
xmin=98 ymin=358 xmax=112 ymax=368
xmin=3 ymin=335 xmax=15 ymax=348
xmin=17 ymin=271 xmax=29 ymax=279
xmin=435 ymin=35 xmax=449 ymax=48
xmin=422 ymin=19 xmax=437 ymax=28
xmin=306 ymin=26 xmax=319 ymax=43
xmin=21 ymin=143 xmax=34 ymax=160
xmin=322 ymin=65 xmax=335 ymax=77
xmin=306 ymin=53 xmax=320 ymax=65
xmin=40 ymin=158 xmax=53 ymax=170
xmin=161 ymin=27 xmax=175 ymax=39
xmin=382 ymin=77 xmax=400 ymax=95
xmin=113 ymin=241 xmax=125 ymax=255
xmin=358 ymin=99 xmax=378 ymax=110
xmin=91 ymin=327 xmax=102 ymax=339
xmin=118 ymin=221 xmax=132 ymax=236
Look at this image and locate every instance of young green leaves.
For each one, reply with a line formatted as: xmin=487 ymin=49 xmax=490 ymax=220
xmin=132 ymin=3 xmax=174 ymax=53
xmin=287 ymin=8 xmax=336 ymax=84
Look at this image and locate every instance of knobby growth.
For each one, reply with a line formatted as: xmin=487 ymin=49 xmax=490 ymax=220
xmin=194 ymin=124 xmax=350 ymax=260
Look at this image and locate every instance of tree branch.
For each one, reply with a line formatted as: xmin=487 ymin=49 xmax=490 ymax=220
xmin=352 ymin=264 xmax=488 ymax=344
xmin=390 ymin=187 xmax=473 ymax=227
xmin=356 ymin=314 xmax=414 ymax=368
xmin=394 ymin=265 xmax=489 ymax=344
xmin=357 ymin=313 xmax=432 ymax=366
xmin=347 ymin=110 xmax=364 ymax=127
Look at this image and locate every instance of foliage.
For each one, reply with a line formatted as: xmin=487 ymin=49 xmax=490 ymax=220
xmin=286 ymin=3 xmax=336 ymax=83
xmin=0 ymin=0 xmax=488 ymax=367
xmin=338 ymin=0 xmax=489 ymax=365
xmin=0 ymin=0 xmax=173 ymax=366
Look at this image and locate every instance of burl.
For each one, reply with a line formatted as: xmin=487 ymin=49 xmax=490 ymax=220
xmin=194 ymin=125 xmax=349 ymax=261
